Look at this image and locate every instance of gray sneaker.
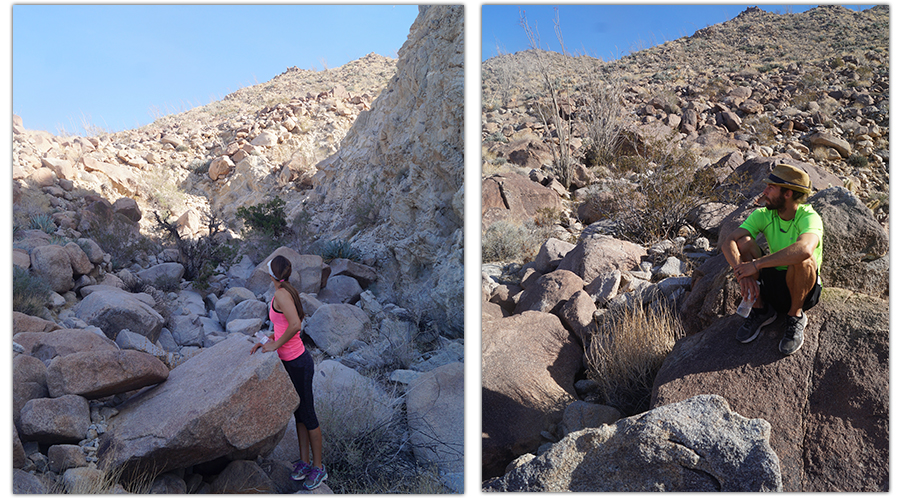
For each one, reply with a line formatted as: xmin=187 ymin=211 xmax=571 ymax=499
xmin=736 ymin=302 xmax=777 ymax=343
xmin=780 ymin=313 xmax=806 ymax=355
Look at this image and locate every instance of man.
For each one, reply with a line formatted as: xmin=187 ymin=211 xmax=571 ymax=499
xmin=722 ymin=163 xmax=824 ymax=355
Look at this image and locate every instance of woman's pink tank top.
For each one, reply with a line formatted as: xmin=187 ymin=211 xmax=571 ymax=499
xmin=269 ymin=299 xmax=305 ymax=361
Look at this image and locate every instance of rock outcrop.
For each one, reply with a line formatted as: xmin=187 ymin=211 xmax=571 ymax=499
xmin=97 ymin=335 xmax=298 ymax=478
xmin=312 ymin=5 xmax=465 ymax=336
xmin=652 ymin=289 xmax=889 ymax=492
xmin=485 ymin=395 xmax=782 ymax=492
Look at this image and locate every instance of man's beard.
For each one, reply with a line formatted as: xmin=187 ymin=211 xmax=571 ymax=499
xmin=765 ymin=193 xmax=785 ymax=211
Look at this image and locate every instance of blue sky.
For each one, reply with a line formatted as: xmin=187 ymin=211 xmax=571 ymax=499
xmin=482 ymin=4 xmax=877 ymax=62
xmin=12 ymin=4 xmax=420 ymax=135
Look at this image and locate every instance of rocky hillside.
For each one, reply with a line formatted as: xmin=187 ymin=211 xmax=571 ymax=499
xmin=13 ymin=5 xmax=463 ymax=494
xmin=481 ymin=5 xmax=888 ymax=492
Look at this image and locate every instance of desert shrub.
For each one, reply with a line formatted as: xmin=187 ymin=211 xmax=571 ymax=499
xmin=848 ymin=153 xmax=869 ymax=169
xmin=152 ymin=274 xmax=181 ymax=293
xmin=482 ymin=221 xmax=527 ymax=263
xmin=484 ymin=130 xmax=507 ymax=143
xmin=585 ymin=300 xmax=684 ymax=416
xmin=29 ymin=213 xmax=57 ymax=234
xmin=236 ymin=197 xmax=288 ymax=238
xmin=533 ymin=206 xmax=563 ymax=228
xmin=315 ymin=239 xmax=362 ymax=263
xmin=13 ymin=266 xmax=52 ymax=317
xmin=85 ymin=217 xmax=159 ymax=271
xmin=152 ymin=211 xmax=236 ymax=290
xmin=596 ymin=139 xmax=710 ymax=244
xmin=189 ymin=158 xmax=212 ymax=175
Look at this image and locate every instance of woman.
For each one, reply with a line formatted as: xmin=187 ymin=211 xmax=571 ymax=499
xmin=251 ymin=255 xmax=326 ymax=490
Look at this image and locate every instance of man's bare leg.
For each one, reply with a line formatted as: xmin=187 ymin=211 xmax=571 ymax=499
xmin=786 ymin=257 xmax=817 ymax=317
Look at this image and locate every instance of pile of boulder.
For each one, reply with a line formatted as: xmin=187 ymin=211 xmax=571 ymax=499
xmin=481 ymin=156 xmax=888 ymax=490
xmin=14 ymin=241 xmax=464 ymax=493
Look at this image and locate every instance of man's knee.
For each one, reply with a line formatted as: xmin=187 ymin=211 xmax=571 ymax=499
xmin=735 ymin=235 xmax=762 ymax=260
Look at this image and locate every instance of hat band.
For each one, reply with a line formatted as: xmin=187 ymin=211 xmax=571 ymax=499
xmin=767 ymin=173 xmax=809 ymax=190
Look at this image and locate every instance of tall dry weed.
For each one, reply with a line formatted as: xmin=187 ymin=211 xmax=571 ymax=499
xmin=586 ymin=301 xmax=684 ymax=416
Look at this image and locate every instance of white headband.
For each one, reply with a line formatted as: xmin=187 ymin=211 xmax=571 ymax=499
xmin=267 ymin=259 xmax=285 ymax=282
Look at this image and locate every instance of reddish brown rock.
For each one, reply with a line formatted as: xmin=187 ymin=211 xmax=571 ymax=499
xmin=13 ymin=312 xmax=60 ymax=334
xmin=13 ymin=329 xmax=118 ymax=363
xmin=513 ymin=269 xmax=584 ymax=315
xmin=653 ymin=288 xmax=888 ymax=492
xmin=482 ymin=173 xmax=562 ymax=230
xmin=557 ymin=234 xmax=646 ymax=285
xmin=13 ymin=355 xmax=49 ymax=430
xmin=47 ymin=349 xmax=169 ymax=399
xmin=482 ymin=311 xmax=582 ymax=479
xmin=19 ymin=394 xmax=91 ymax=444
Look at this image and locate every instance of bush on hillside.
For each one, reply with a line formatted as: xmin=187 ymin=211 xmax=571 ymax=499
xmin=152 ymin=210 xmax=236 ymax=291
xmin=584 ymin=137 xmax=716 ymax=244
xmin=482 ymin=221 xmax=528 ymax=263
xmin=13 ymin=266 xmax=52 ymax=317
xmin=236 ymin=197 xmax=288 ymax=238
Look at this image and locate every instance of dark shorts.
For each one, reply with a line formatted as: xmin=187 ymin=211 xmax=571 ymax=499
xmin=282 ymin=349 xmax=319 ymax=431
xmin=759 ymin=267 xmax=822 ymax=315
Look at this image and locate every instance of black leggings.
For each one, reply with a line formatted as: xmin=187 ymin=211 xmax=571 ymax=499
xmin=282 ymin=349 xmax=319 ymax=431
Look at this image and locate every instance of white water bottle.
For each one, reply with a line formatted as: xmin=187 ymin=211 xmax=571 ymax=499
xmin=254 ymin=331 xmax=270 ymax=344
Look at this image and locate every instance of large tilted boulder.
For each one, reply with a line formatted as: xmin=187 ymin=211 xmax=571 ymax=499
xmin=653 ymin=289 xmax=888 ymax=492
xmin=73 ymin=288 xmax=165 ymax=342
xmin=46 ymin=349 xmax=169 ymax=399
xmin=97 ymin=335 xmax=299 ymax=478
xmin=482 ymin=311 xmax=582 ymax=479
xmin=484 ymin=394 xmax=781 ymax=492
xmin=808 ymin=187 xmax=889 ymax=297
xmin=557 ymin=234 xmax=646 ymax=285
xmin=13 ymin=329 xmax=118 ymax=363
xmin=304 ymin=303 xmax=371 ymax=356
xmin=244 ymin=247 xmax=324 ymax=296
xmin=406 ymin=362 xmax=464 ymax=475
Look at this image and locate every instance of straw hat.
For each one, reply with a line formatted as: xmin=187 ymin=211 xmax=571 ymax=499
xmin=765 ymin=164 xmax=812 ymax=194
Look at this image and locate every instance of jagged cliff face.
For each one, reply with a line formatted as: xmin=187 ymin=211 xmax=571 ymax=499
xmin=311 ymin=5 xmax=465 ymax=335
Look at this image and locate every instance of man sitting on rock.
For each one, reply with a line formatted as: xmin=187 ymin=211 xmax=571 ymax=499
xmin=722 ymin=163 xmax=824 ymax=355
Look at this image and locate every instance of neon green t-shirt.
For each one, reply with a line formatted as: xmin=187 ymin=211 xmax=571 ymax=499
xmin=739 ymin=204 xmax=824 ymax=270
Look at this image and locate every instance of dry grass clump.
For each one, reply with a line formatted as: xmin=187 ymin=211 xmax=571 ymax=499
xmin=315 ymin=377 xmax=447 ymax=493
xmin=586 ymin=302 xmax=684 ymax=416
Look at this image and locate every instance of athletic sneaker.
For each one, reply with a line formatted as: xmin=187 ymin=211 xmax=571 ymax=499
xmin=735 ymin=302 xmax=777 ymax=343
xmin=291 ymin=460 xmax=313 ymax=481
xmin=303 ymin=466 xmax=328 ymax=490
xmin=780 ymin=313 xmax=806 ymax=355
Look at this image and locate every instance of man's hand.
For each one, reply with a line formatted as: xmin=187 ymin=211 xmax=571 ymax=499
xmin=739 ymin=276 xmax=760 ymax=303
xmin=733 ymin=260 xmax=759 ymax=281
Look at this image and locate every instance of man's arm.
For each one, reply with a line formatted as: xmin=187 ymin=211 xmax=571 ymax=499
xmin=735 ymin=232 xmax=819 ymax=281
xmin=722 ymin=227 xmax=752 ymax=270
